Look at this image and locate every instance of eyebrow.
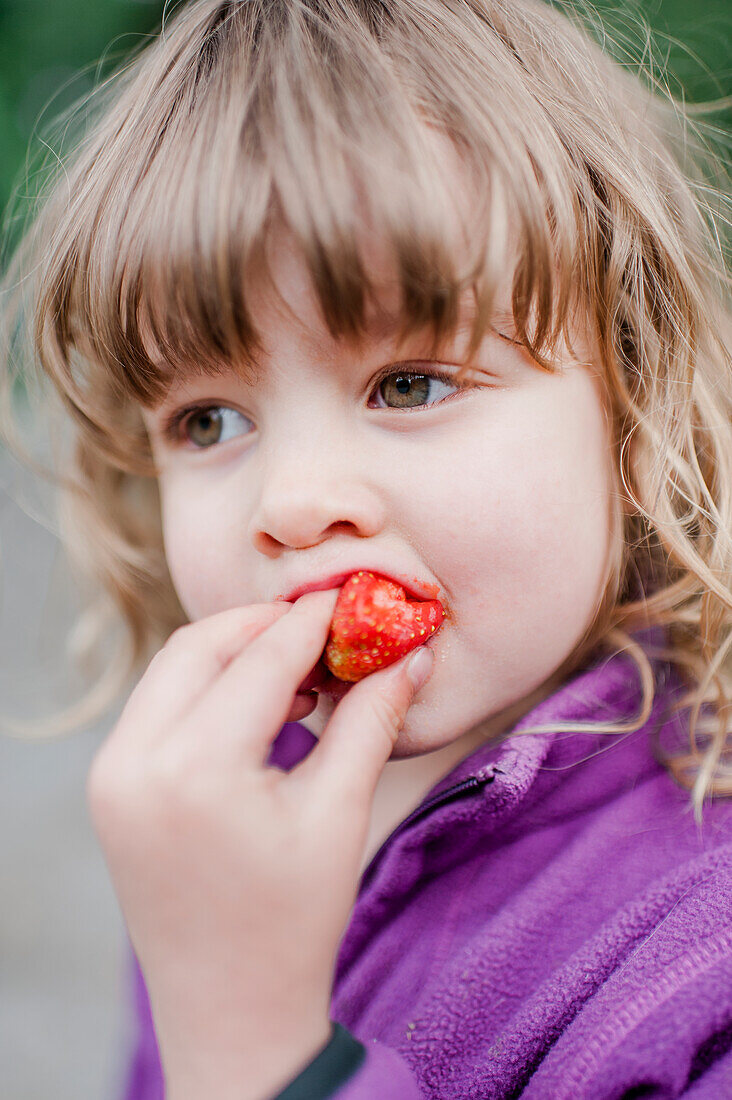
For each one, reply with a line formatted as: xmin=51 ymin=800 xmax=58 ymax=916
xmin=149 ymin=296 xmax=516 ymax=399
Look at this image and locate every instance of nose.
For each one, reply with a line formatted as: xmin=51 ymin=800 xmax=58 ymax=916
xmin=247 ymin=435 xmax=386 ymax=553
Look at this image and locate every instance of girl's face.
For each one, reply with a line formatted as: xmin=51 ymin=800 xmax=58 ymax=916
xmin=141 ymin=231 xmax=617 ymax=759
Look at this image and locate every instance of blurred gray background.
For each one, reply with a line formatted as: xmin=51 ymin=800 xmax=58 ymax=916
xmin=0 ymin=444 xmax=135 ymax=1099
xmin=0 ymin=454 xmax=131 ymax=1099
xmin=1 ymin=1 xmax=730 ymax=1098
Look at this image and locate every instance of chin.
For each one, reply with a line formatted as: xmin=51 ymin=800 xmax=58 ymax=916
xmin=297 ymin=695 xmax=434 ymax=760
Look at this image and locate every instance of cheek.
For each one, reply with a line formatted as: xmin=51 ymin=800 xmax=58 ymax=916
xmin=417 ymin=372 xmax=615 ymax=677
xmin=158 ymin=477 xmax=247 ymax=622
xmin=497 ymin=415 xmax=611 ymax=613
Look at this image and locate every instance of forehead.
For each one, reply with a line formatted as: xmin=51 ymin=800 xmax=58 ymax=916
xmin=249 ymin=213 xmax=513 ymax=339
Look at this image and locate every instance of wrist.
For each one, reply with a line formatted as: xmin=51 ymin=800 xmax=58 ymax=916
xmin=164 ymin=1016 xmax=334 ymax=1100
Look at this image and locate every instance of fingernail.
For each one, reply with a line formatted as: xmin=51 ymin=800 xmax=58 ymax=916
xmin=407 ymin=646 xmax=435 ymax=692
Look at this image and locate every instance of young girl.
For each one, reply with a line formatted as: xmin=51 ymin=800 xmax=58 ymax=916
xmin=2 ymin=0 xmax=731 ymax=1096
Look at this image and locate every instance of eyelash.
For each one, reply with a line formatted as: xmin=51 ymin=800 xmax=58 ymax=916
xmin=160 ymin=365 xmax=471 ymax=447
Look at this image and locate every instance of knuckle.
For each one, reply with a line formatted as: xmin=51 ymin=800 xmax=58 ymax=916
xmin=255 ymin=622 xmax=326 ymax=672
xmin=367 ymin=690 xmax=405 ymax=737
xmin=161 ymin=624 xmax=194 ymax=655
xmin=87 ymin=741 xmax=202 ymax=838
xmin=148 ymin=750 xmax=194 ymax=801
xmin=86 ymin=744 xmax=132 ymax=829
xmin=146 ymin=746 xmax=219 ymax=825
xmin=250 ymin=630 xmax=287 ymax=667
xmin=144 ymin=627 xmax=191 ymax=674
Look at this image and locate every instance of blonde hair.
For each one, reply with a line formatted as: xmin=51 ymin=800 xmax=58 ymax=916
xmin=1 ymin=0 xmax=730 ymax=817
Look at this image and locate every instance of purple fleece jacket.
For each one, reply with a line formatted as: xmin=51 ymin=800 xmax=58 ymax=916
xmin=122 ymin=638 xmax=732 ymax=1098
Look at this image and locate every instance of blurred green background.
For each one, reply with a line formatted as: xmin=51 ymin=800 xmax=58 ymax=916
xmin=0 ymin=0 xmax=730 ymax=250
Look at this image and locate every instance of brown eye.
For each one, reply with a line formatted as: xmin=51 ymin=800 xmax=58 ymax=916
xmin=183 ymin=407 xmax=250 ymax=448
xmin=373 ymin=372 xmax=457 ymax=410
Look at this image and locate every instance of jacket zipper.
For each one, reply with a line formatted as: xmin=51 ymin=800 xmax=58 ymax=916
xmin=398 ymin=770 xmax=496 ymax=830
xmin=360 ymin=768 xmax=497 ymax=885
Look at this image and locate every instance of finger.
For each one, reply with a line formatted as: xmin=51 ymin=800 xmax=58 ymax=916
xmin=187 ymin=589 xmax=338 ymax=764
xmin=291 ymin=644 xmax=435 ymax=808
xmin=118 ymin=602 xmax=293 ymax=743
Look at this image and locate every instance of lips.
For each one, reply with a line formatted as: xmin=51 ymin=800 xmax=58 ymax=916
xmin=293 ymin=569 xmax=444 ymax=699
xmin=277 ymin=570 xmax=440 ymax=606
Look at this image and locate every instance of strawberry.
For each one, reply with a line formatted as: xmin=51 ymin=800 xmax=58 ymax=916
xmin=324 ymin=571 xmax=445 ymax=683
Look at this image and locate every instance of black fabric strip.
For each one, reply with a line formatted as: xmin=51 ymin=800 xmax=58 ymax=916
xmin=271 ymin=1022 xmax=367 ymax=1100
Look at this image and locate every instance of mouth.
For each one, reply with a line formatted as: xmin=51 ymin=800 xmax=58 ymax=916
xmin=296 ymin=657 xmax=352 ymax=702
xmin=290 ymin=569 xmax=444 ymax=704
xmin=277 ymin=570 xmax=441 ymax=606
xmin=296 ymin=634 xmax=440 ymax=704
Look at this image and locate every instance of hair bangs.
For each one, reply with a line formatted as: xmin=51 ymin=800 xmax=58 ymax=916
xmin=244 ymin=0 xmax=573 ymax=369
xmin=49 ymin=0 xmax=578 ymax=416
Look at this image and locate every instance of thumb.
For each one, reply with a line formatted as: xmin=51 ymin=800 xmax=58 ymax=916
xmin=299 ymin=645 xmax=436 ymax=807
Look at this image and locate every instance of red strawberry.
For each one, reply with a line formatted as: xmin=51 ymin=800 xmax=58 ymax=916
xmin=324 ymin=571 xmax=445 ymax=683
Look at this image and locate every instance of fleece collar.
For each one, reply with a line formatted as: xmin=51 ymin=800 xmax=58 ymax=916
xmin=269 ymin=630 xmax=682 ymax=895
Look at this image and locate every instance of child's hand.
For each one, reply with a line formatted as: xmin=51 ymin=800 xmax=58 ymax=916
xmin=86 ymin=590 xmax=434 ymax=1100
